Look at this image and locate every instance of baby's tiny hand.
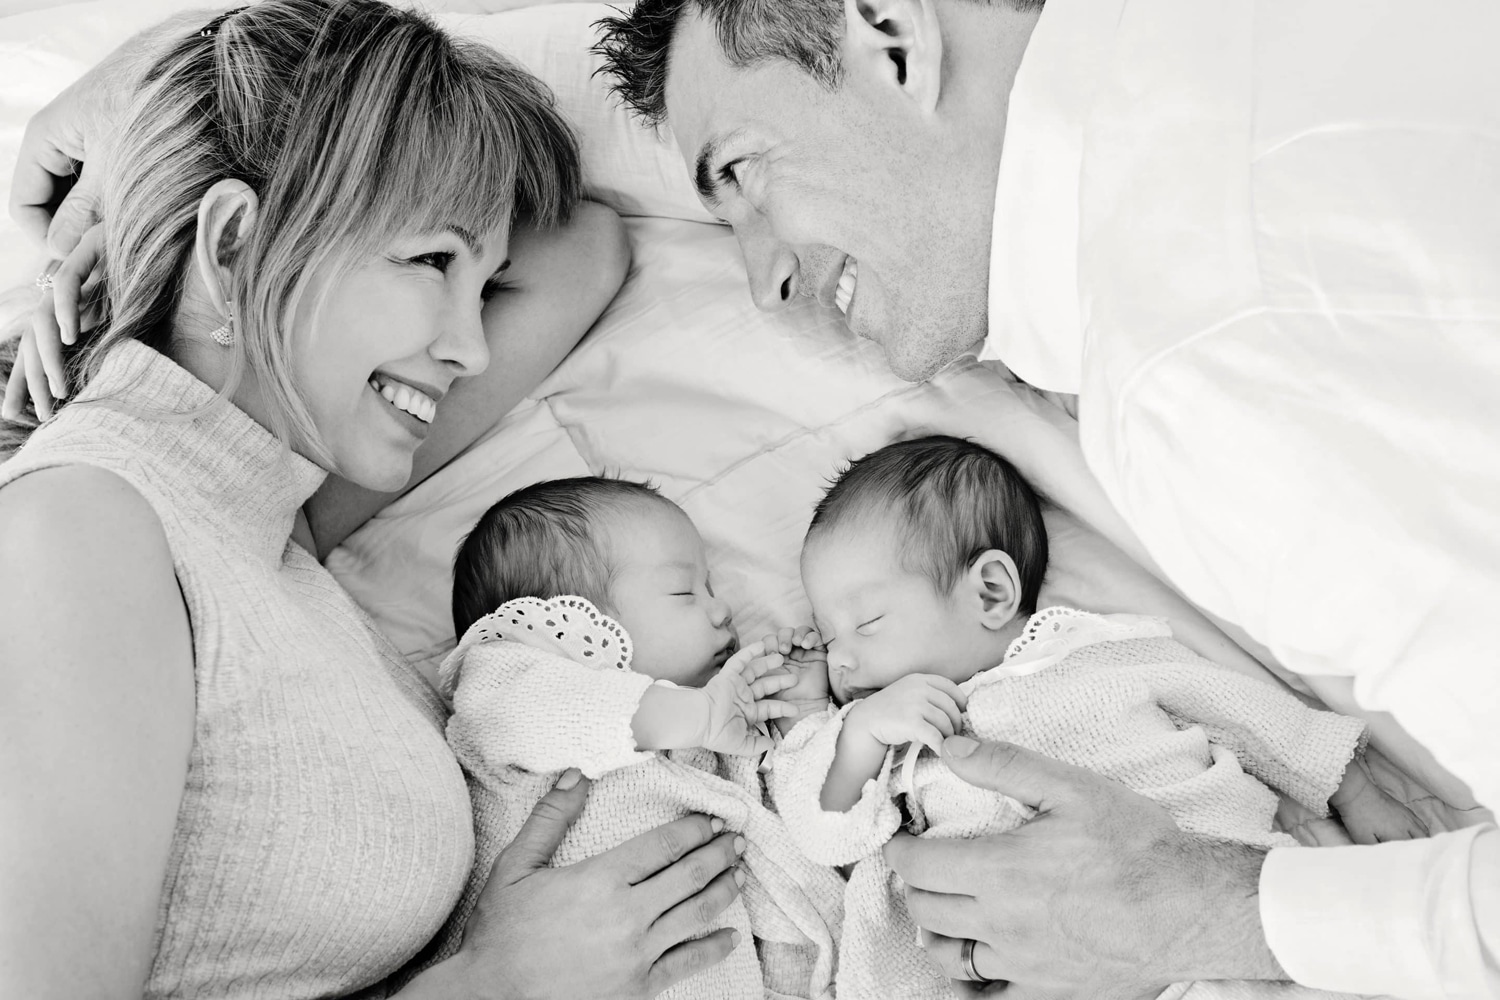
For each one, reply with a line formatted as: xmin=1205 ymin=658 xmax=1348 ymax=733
xmin=757 ymin=626 xmax=830 ymax=706
xmin=698 ymin=640 xmax=800 ymax=756
xmin=1331 ymin=758 xmax=1429 ymax=845
xmin=846 ymin=673 xmax=967 ymax=754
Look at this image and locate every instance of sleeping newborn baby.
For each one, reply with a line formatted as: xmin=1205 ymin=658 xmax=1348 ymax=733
xmin=767 ymin=436 xmax=1424 ymax=1000
xmin=428 ymin=477 xmax=843 ymax=1000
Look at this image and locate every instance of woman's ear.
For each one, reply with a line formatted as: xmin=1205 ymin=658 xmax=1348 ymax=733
xmin=965 ymin=549 xmax=1023 ymax=630
xmin=842 ymin=0 xmax=944 ymax=113
xmin=193 ymin=179 xmax=260 ymax=319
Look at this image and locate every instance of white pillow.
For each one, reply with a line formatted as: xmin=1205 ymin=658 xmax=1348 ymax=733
xmin=438 ymin=4 xmax=719 ymax=223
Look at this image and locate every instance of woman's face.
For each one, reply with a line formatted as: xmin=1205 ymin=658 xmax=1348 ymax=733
xmin=290 ymin=223 xmax=511 ymax=491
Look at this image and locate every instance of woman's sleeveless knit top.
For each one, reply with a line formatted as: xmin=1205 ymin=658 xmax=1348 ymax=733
xmin=0 ymin=341 xmax=473 ymax=998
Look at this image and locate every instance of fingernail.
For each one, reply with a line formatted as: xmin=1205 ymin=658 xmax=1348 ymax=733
xmin=729 ymin=929 xmax=741 ymax=948
xmin=733 ymin=835 xmax=746 ymax=854
xmin=556 ymin=768 xmax=581 ymax=790
xmin=711 ymin=817 xmax=725 ymax=833
xmin=944 ymin=735 xmax=979 ymax=758
xmin=733 ymin=868 xmax=745 ymax=886
xmin=50 ymin=382 xmax=66 ymax=400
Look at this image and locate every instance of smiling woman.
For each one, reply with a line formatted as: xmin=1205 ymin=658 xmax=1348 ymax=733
xmin=0 ymin=2 xmax=750 ymax=999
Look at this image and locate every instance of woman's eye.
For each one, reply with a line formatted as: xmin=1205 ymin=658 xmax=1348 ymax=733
xmin=409 ymin=251 xmax=456 ymax=272
xmin=480 ymin=278 xmax=512 ymax=302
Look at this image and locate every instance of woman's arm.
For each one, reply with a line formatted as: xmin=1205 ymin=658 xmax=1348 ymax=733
xmin=303 ymin=204 xmax=630 ymax=559
xmin=0 ymin=467 xmax=196 ymax=999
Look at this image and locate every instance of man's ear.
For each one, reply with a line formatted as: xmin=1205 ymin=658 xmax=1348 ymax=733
xmin=842 ymin=0 xmax=943 ymax=113
xmin=193 ymin=178 xmax=260 ymax=318
xmin=966 ymin=549 xmax=1023 ymax=630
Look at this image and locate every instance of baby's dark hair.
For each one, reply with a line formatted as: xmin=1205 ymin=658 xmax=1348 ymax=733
xmin=807 ymin=436 xmax=1048 ymax=613
xmin=452 ymin=476 xmax=669 ymax=636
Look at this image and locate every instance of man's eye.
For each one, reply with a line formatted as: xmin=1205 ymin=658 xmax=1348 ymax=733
xmin=855 ymin=616 xmax=883 ymax=635
xmin=409 ymin=251 xmax=456 ymax=272
xmin=720 ymin=158 xmax=744 ymax=188
xmin=481 ymin=278 xmax=513 ymax=302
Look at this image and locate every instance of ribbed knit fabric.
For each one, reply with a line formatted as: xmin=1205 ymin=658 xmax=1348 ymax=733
xmin=768 ymin=608 xmax=1369 ymax=1000
xmin=0 ymin=341 xmax=473 ymax=999
xmin=429 ymin=597 xmax=846 ymax=999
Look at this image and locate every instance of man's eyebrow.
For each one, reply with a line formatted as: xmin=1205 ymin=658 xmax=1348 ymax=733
xmin=446 ymin=224 xmax=484 ymax=257
xmin=694 ymin=132 xmax=737 ymax=203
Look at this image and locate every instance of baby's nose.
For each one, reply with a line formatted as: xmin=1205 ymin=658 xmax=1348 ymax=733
xmin=709 ymin=596 xmax=732 ymax=629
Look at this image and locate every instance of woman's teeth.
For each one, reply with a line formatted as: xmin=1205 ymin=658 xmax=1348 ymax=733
xmin=835 ymin=257 xmax=858 ymax=315
xmin=368 ymin=375 xmax=436 ymax=424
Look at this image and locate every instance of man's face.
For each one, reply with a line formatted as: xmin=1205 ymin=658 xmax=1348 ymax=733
xmin=664 ymin=8 xmax=995 ymax=382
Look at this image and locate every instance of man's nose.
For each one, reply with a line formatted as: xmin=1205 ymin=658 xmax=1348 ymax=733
xmin=740 ymin=230 xmax=799 ymax=313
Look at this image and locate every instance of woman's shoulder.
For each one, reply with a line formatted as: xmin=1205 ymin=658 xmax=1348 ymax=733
xmin=0 ymin=464 xmax=178 ymax=601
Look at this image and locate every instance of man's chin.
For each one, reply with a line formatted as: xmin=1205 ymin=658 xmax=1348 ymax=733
xmin=880 ymin=343 xmax=965 ymax=384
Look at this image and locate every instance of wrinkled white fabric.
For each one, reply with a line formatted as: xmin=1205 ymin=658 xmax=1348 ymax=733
xmin=986 ymin=2 xmax=1500 ymax=996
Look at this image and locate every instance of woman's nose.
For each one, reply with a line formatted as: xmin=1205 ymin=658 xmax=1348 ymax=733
xmin=434 ymin=305 xmax=490 ymax=379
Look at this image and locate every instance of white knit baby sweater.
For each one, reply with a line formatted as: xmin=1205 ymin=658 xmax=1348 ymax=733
xmin=430 ymin=597 xmax=845 ymax=1000
xmin=769 ymin=608 xmax=1369 ymax=1000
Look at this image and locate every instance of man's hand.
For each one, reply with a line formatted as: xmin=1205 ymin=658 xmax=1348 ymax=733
xmin=885 ymin=736 xmax=1287 ymax=996
xmin=1330 ymin=757 xmax=1429 ymax=845
xmin=9 ymin=9 xmax=212 ymax=253
xmin=846 ymin=673 xmax=966 ymax=754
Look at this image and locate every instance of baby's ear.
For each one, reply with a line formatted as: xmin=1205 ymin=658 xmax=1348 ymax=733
xmin=965 ymin=549 xmax=1022 ymax=630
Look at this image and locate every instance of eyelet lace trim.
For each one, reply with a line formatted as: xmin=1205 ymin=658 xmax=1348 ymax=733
xmin=439 ymin=596 xmax=633 ymax=699
xmin=999 ymin=606 xmax=1173 ymax=674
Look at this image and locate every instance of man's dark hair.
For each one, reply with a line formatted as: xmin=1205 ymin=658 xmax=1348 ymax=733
xmin=595 ymin=0 xmax=1045 ymax=128
xmin=808 ymin=435 xmax=1048 ymax=613
xmin=451 ymin=476 xmax=668 ymax=636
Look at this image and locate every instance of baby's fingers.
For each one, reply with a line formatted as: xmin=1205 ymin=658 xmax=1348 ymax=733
xmin=790 ymin=626 xmax=822 ymax=650
xmin=747 ymin=669 xmax=798 ymax=700
xmin=925 ymin=689 xmax=964 ymax=735
xmin=922 ymin=704 xmax=958 ymax=741
xmin=749 ymin=700 xmax=798 ymax=723
xmin=723 ymin=639 xmax=766 ymax=671
xmin=735 ymin=650 xmax=785 ymax=683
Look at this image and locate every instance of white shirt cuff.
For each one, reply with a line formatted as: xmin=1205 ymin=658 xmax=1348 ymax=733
xmin=1260 ymin=825 xmax=1500 ymax=999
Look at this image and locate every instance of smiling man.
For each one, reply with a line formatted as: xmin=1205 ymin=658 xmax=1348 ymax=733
xmin=598 ymin=2 xmax=1500 ymax=999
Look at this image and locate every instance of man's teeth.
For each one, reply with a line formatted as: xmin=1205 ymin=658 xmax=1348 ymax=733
xmin=835 ymin=258 xmax=858 ymax=315
xmin=368 ymin=376 xmax=436 ymax=424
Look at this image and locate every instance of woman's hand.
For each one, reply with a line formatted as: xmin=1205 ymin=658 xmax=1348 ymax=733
xmin=403 ymin=773 xmax=747 ymax=999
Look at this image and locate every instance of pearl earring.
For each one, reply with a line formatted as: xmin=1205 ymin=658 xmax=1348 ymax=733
xmin=209 ymin=300 xmax=236 ymax=347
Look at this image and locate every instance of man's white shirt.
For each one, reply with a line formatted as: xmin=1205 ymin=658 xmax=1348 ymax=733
xmin=984 ymin=0 xmax=1500 ymax=996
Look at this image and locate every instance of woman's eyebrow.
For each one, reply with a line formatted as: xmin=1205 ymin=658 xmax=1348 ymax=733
xmin=445 ymin=224 xmax=483 ymax=257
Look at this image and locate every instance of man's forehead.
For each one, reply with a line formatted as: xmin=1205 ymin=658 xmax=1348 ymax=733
xmin=663 ymin=9 xmax=736 ymax=145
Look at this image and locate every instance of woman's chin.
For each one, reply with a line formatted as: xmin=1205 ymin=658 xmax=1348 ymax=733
xmin=336 ymin=452 xmax=414 ymax=494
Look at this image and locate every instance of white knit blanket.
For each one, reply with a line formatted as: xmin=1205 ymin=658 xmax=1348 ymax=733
xmin=427 ymin=597 xmax=845 ymax=1000
xmin=768 ymin=608 xmax=1371 ymax=1000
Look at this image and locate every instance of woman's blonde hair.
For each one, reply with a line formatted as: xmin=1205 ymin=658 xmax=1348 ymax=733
xmin=3 ymin=0 xmax=579 ymax=461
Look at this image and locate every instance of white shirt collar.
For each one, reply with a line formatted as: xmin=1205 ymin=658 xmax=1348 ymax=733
xmin=977 ymin=0 xmax=1126 ymax=394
